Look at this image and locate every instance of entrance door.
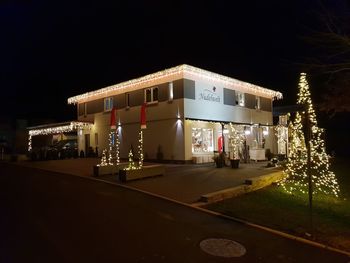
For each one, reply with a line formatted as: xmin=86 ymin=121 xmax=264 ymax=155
xmin=84 ymin=134 xmax=90 ymax=156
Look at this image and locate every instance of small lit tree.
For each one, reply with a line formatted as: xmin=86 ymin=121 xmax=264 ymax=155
xmin=281 ymin=73 xmax=340 ymax=197
xmin=229 ymin=123 xmax=244 ymax=160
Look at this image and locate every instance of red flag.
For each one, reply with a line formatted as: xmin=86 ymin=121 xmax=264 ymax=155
xmin=140 ymin=103 xmax=147 ymax=129
xmin=110 ymin=107 xmax=117 ymax=129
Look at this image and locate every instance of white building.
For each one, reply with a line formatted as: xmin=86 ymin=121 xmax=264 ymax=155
xmin=68 ymin=64 xmax=282 ymax=163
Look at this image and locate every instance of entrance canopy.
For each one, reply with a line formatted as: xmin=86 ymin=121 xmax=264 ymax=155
xmin=27 ymin=121 xmax=93 ymax=151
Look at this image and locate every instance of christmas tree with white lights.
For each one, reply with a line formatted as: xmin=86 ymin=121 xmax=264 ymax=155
xmin=281 ymin=73 xmax=340 ymax=197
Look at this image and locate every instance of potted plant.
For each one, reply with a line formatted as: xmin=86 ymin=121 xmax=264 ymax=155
xmin=213 ymin=152 xmax=225 ymax=168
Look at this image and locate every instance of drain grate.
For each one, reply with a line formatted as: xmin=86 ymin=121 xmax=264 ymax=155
xmin=200 ymin=238 xmax=246 ymax=258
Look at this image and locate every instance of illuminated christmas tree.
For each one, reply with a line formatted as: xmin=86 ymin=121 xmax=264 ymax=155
xmin=281 ymin=73 xmax=340 ymax=197
xmin=98 ymin=149 xmax=108 ymax=166
xmin=229 ymin=123 xmax=244 ymax=159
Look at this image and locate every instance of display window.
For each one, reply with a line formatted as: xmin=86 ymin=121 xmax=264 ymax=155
xmin=192 ymin=128 xmax=213 ymax=153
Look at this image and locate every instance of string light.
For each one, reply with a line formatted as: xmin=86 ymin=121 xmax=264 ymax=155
xmin=28 ymin=121 xmax=93 ymax=151
xmin=98 ymin=129 xmax=120 ymax=167
xmin=124 ymin=149 xmax=140 ymax=170
xmin=98 ymin=149 xmax=108 ymax=166
xmin=280 ymin=73 xmax=340 ymax=197
xmin=229 ymin=123 xmax=245 ymax=159
xmin=138 ymin=130 xmax=144 ymax=168
xmin=68 ymin=64 xmax=283 ymax=104
xmin=275 ymin=122 xmax=288 ymax=155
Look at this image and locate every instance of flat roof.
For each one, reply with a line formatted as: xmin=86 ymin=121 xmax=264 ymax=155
xmin=28 ymin=121 xmax=93 ymax=136
xmin=67 ymin=64 xmax=283 ymax=104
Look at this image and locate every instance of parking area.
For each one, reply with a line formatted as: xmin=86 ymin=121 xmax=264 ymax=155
xmin=16 ymin=158 xmax=280 ymax=204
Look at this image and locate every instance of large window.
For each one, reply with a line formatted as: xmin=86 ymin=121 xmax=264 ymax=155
xmin=168 ymin=82 xmax=173 ymax=101
xmin=192 ymin=128 xmax=213 ymax=153
xmin=104 ymin=97 xmax=113 ymax=111
xmin=145 ymin=87 xmax=159 ymax=103
xmin=255 ymin=96 xmax=261 ymax=110
xmin=125 ymin=93 xmax=130 ymax=108
xmin=84 ymin=103 xmax=87 ymax=116
xmin=235 ymin=91 xmax=245 ymax=106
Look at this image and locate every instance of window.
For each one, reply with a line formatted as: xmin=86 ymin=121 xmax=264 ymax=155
xmin=144 ymin=87 xmax=159 ymax=103
xmin=255 ymin=96 xmax=261 ymax=110
xmin=95 ymin=133 xmax=98 ymax=146
xmin=192 ymin=128 xmax=213 ymax=153
xmin=235 ymin=91 xmax=245 ymax=106
xmin=84 ymin=103 xmax=87 ymax=116
xmin=125 ymin=93 xmax=130 ymax=108
xmin=104 ymin=97 xmax=113 ymax=111
xmin=168 ymin=82 xmax=173 ymax=101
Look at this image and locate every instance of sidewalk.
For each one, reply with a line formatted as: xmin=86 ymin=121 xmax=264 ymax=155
xmin=17 ymin=158 xmax=280 ymax=204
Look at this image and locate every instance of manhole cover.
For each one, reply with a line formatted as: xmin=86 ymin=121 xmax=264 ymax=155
xmin=200 ymin=238 xmax=246 ymax=258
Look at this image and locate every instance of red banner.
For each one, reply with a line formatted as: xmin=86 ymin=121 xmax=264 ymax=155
xmin=140 ymin=103 xmax=147 ymax=129
xmin=110 ymin=107 xmax=117 ymax=129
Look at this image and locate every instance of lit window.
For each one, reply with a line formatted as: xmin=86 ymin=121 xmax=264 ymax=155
xmin=168 ymin=82 xmax=173 ymax=101
xmin=125 ymin=93 xmax=130 ymax=108
xmin=255 ymin=96 xmax=261 ymax=109
xmin=104 ymin=97 xmax=113 ymax=111
xmin=84 ymin=103 xmax=87 ymax=116
xmin=95 ymin=133 xmax=98 ymax=146
xmin=235 ymin=91 xmax=245 ymax=106
xmin=192 ymin=128 xmax=213 ymax=153
xmin=144 ymin=87 xmax=159 ymax=103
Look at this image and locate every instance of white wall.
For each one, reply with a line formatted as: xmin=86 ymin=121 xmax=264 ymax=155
xmin=81 ymin=99 xmax=186 ymax=161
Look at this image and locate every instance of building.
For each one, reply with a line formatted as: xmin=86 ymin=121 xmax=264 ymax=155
xmin=68 ymin=64 xmax=282 ymax=163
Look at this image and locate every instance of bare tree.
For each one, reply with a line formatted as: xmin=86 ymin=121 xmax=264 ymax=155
xmin=300 ymin=0 xmax=350 ymax=115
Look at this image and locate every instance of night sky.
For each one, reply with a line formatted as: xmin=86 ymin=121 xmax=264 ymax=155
xmin=0 ymin=0 xmax=338 ymax=123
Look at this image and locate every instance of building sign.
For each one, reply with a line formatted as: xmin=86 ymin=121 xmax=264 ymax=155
xmin=197 ymin=85 xmax=222 ymax=103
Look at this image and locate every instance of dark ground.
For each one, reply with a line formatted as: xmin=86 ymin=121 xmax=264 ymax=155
xmin=0 ymin=162 xmax=349 ymax=262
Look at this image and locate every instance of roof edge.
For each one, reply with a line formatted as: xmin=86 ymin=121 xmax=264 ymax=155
xmin=67 ymin=64 xmax=283 ymax=104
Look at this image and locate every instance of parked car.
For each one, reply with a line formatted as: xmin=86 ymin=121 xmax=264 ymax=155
xmin=47 ymin=139 xmax=78 ymax=159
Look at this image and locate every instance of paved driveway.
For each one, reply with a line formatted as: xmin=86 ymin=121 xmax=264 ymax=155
xmin=17 ymin=158 xmax=280 ymax=203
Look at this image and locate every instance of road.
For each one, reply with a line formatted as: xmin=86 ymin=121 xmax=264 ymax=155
xmin=0 ymin=162 xmax=348 ymax=262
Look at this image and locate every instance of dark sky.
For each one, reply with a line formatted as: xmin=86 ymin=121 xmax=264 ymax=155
xmin=0 ymin=0 xmax=331 ymax=123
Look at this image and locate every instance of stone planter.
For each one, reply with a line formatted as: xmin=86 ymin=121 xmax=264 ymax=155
xmin=93 ymin=163 xmax=127 ymax=177
xmin=230 ymin=159 xmax=240 ymax=169
xmin=119 ymin=165 xmax=165 ymax=182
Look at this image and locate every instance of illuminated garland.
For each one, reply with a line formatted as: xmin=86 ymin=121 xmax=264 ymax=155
xmin=115 ymin=130 xmax=120 ymax=166
xmin=108 ymin=131 xmax=114 ymax=166
xmin=98 ymin=129 xmax=120 ymax=167
xmin=28 ymin=121 xmax=92 ymax=151
xmin=138 ymin=130 xmax=144 ymax=167
xmin=67 ymin=64 xmax=283 ymax=104
xmin=280 ymin=73 xmax=340 ymax=197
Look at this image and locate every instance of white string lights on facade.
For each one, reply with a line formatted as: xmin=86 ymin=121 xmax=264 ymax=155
xmin=68 ymin=65 xmax=283 ymax=104
xmin=28 ymin=121 xmax=93 ymax=151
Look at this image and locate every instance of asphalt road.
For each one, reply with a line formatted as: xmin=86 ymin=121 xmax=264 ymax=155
xmin=0 ymin=162 xmax=349 ymax=263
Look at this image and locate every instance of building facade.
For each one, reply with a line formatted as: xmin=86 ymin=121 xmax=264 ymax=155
xmin=68 ymin=65 xmax=282 ymax=163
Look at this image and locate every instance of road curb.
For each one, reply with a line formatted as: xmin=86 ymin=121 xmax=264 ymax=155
xmin=10 ymin=162 xmax=350 ymax=258
xmin=75 ymin=174 xmax=350 ymax=257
